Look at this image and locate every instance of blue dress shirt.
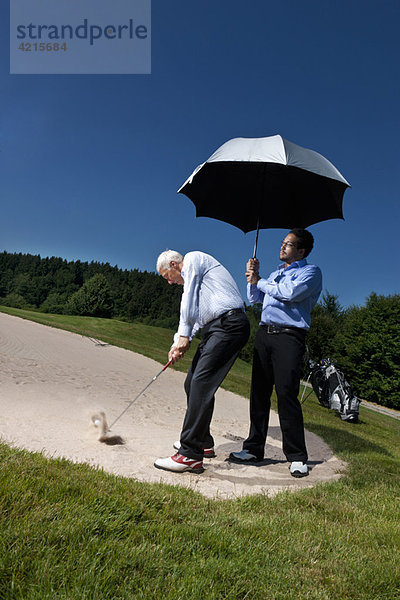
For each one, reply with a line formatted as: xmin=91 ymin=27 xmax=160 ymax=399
xmin=247 ymin=258 xmax=322 ymax=330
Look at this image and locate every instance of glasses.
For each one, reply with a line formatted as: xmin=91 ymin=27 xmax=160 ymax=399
xmin=281 ymin=240 xmax=297 ymax=249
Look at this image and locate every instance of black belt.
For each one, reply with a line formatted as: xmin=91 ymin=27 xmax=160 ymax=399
xmin=261 ymin=323 xmax=306 ymax=335
xmin=205 ymin=307 xmax=244 ymax=326
xmin=222 ymin=307 xmax=245 ymax=318
xmin=204 ymin=307 xmax=245 ymax=330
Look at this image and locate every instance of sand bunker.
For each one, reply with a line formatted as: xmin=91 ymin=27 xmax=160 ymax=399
xmin=0 ymin=312 xmax=345 ymax=499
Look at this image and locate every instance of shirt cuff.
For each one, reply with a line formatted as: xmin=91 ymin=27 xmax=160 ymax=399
xmin=177 ymin=324 xmax=193 ymax=338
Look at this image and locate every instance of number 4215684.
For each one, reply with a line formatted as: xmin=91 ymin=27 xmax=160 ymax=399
xmin=18 ymin=42 xmax=67 ymax=51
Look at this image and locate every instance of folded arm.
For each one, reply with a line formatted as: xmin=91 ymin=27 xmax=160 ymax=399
xmin=257 ymin=265 xmax=322 ymax=303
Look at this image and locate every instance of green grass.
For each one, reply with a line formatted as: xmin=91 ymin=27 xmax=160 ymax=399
xmin=0 ymin=307 xmax=399 ymax=599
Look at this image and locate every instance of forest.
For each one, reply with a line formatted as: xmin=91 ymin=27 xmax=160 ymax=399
xmin=0 ymin=250 xmax=398 ymax=409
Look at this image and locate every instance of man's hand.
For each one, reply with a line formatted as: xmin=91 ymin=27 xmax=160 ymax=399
xmin=247 ymin=258 xmax=260 ymax=273
xmin=168 ymin=336 xmax=190 ymax=364
xmin=246 ymin=258 xmax=261 ymax=285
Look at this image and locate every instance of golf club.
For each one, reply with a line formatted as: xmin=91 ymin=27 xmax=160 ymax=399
xmin=92 ymin=359 xmax=172 ymax=444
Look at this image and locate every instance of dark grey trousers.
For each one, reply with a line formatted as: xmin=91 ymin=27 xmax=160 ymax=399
xmin=243 ymin=325 xmax=308 ymax=462
xmin=178 ymin=311 xmax=250 ymax=460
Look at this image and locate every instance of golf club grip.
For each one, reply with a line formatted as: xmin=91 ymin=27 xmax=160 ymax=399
xmin=162 ymin=359 xmax=173 ymax=372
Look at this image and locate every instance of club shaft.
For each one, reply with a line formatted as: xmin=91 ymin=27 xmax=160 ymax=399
xmin=108 ymin=360 xmax=172 ymax=430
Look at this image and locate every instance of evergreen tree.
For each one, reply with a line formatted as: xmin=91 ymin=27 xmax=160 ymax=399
xmin=67 ymin=274 xmax=114 ymax=318
xmin=320 ymin=291 xmax=344 ymax=322
xmin=307 ymin=291 xmax=344 ymax=362
xmin=239 ymin=304 xmax=261 ymax=363
xmin=333 ymin=293 xmax=400 ymax=409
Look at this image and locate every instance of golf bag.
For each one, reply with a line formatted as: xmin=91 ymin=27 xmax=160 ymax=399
xmin=307 ymin=358 xmax=360 ymax=422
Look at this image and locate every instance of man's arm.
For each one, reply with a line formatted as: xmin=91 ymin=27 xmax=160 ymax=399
xmin=170 ymin=254 xmax=201 ymax=363
xmin=176 ymin=255 xmax=201 ymax=338
xmin=257 ymin=265 xmax=322 ymax=303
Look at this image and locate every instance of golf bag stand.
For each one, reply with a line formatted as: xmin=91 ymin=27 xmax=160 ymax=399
xmin=307 ymin=358 xmax=360 ymax=422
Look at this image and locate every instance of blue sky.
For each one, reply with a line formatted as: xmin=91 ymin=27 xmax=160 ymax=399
xmin=1 ymin=1 xmax=399 ymax=308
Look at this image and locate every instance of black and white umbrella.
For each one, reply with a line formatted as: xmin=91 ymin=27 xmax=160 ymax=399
xmin=178 ymin=135 xmax=350 ymax=256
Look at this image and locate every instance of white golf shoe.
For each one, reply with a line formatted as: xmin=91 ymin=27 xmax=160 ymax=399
xmin=154 ymin=453 xmax=204 ymax=474
xmin=289 ymin=461 xmax=309 ymax=478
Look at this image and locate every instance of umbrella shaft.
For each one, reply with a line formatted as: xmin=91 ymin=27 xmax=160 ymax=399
xmin=253 ymin=220 xmax=260 ymax=258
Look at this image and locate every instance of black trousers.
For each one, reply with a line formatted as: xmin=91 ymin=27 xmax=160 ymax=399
xmin=179 ymin=311 xmax=250 ymax=460
xmin=243 ymin=325 xmax=308 ymax=463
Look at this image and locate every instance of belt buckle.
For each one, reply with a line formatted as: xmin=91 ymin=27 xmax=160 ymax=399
xmin=227 ymin=308 xmax=243 ymax=317
xmin=267 ymin=324 xmax=279 ymax=334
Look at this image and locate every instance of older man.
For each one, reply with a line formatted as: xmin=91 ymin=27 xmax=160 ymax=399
xmin=229 ymin=229 xmax=322 ymax=477
xmin=154 ymin=250 xmax=250 ymax=474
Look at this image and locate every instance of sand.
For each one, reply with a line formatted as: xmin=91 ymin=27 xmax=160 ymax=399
xmin=0 ymin=312 xmax=346 ymax=499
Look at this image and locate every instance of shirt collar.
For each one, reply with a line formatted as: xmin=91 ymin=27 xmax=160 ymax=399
xmin=278 ymin=258 xmax=308 ymax=271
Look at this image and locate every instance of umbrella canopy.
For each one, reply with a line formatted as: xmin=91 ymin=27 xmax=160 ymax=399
xmin=178 ymin=135 xmax=350 ymax=254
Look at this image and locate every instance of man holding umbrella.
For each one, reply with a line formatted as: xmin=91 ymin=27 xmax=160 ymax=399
xmin=154 ymin=249 xmax=250 ymax=474
xmin=229 ymin=229 xmax=322 ymax=477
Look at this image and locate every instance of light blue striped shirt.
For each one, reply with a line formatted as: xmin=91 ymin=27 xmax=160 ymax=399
xmin=247 ymin=259 xmax=322 ymax=330
xmin=175 ymin=251 xmax=244 ymax=341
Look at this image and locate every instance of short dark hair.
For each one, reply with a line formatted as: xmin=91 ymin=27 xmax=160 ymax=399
xmin=289 ymin=228 xmax=314 ymax=257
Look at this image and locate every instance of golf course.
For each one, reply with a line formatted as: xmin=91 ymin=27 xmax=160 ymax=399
xmin=0 ymin=307 xmax=398 ymax=599
xmin=2 ymin=0 xmax=400 ymax=597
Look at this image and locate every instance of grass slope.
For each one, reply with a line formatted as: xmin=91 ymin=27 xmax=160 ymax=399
xmin=0 ymin=307 xmax=399 ymax=599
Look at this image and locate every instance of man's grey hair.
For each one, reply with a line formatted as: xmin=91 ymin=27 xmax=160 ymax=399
xmin=156 ymin=250 xmax=184 ymax=273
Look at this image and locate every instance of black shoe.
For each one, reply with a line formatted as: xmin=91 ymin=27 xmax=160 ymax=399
xmin=228 ymin=449 xmax=261 ymax=464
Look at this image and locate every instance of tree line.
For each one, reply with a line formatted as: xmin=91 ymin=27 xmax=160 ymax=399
xmin=0 ymin=251 xmax=398 ymax=409
xmin=306 ymin=291 xmax=399 ymax=410
xmin=0 ymin=251 xmax=182 ymax=329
